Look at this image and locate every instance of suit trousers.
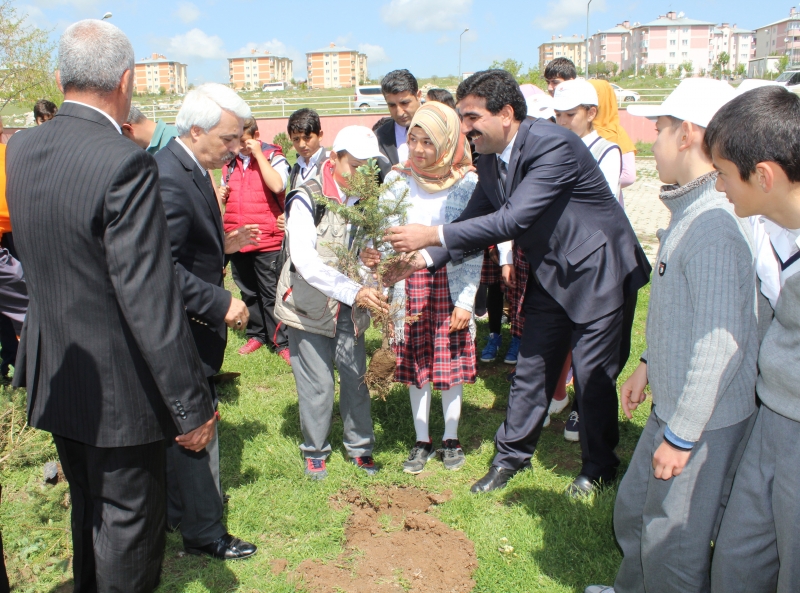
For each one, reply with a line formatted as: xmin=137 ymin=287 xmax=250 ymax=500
xmin=613 ymin=411 xmax=752 ymax=593
xmin=0 ymin=235 xmax=21 ymax=378
xmin=229 ymin=250 xmax=288 ymax=350
xmin=288 ymin=305 xmax=375 ymax=459
xmin=711 ymin=405 xmax=800 ymax=593
xmin=493 ymin=277 xmax=624 ymax=480
xmin=53 ymin=435 xmax=166 ymax=593
xmin=165 ymin=379 xmax=225 ymax=548
xmin=0 ymin=247 xmax=27 ymax=335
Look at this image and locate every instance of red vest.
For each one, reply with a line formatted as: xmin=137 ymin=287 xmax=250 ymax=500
xmin=222 ymin=143 xmax=285 ymax=253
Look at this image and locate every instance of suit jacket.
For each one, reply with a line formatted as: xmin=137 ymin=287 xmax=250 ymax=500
xmin=6 ymin=102 xmax=214 ymax=447
xmin=430 ymin=117 xmax=651 ymax=324
xmin=155 ymin=139 xmax=230 ymax=377
xmin=375 ymin=118 xmax=398 ymax=179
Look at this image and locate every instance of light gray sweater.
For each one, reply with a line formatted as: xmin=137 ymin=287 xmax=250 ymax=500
xmin=643 ymin=173 xmax=759 ymax=444
xmin=757 ymin=271 xmax=800 ymax=421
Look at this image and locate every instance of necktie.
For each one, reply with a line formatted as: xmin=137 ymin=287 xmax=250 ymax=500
xmin=497 ymin=157 xmax=508 ymax=200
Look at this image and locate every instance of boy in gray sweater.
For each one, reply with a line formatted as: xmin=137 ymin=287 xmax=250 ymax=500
xmin=586 ymin=79 xmax=761 ymax=593
xmin=706 ymin=86 xmax=800 ymax=593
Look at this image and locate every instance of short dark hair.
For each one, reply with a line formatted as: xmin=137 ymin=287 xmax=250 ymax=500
xmin=287 ymin=108 xmax=321 ymax=136
xmin=426 ymin=88 xmax=456 ymax=110
xmin=456 ymin=70 xmax=527 ymax=121
xmin=242 ymin=117 xmax=259 ymax=137
xmin=704 ymin=86 xmax=800 ymax=183
xmin=381 ymin=69 xmax=418 ymax=96
xmin=33 ymin=99 xmax=58 ymax=121
xmin=544 ymin=57 xmax=577 ymax=81
xmin=372 ymin=116 xmax=393 ymax=133
xmin=126 ymin=105 xmax=147 ymax=124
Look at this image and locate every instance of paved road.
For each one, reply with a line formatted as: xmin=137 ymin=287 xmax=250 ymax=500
xmin=623 ymin=157 xmax=670 ymax=263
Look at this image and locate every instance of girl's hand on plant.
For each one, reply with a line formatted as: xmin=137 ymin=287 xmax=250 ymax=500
xmin=360 ymin=247 xmax=381 ymax=269
xmin=383 ymin=252 xmax=426 ymax=285
xmin=449 ymin=307 xmax=471 ymax=334
xmin=355 ymin=287 xmax=389 ymax=314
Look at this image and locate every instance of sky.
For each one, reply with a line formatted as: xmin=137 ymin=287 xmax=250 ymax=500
xmin=16 ymin=0 xmax=791 ymax=86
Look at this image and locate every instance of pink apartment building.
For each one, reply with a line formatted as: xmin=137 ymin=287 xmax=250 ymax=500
xmin=711 ymin=24 xmax=756 ymax=71
xmin=755 ymin=7 xmax=800 ymax=65
xmin=589 ymin=22 xmax=634 ymax=71
xmin=631 ymin=12 xmax=717 ymax=75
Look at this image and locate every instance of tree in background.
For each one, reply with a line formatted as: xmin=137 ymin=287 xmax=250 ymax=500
xmin=680 ymin=60 xmax=694 ymax=76
xmin=777 ymin=55 xmax=790 ymax=74
xmin=489 ymin=59 xmax=546 ymax=91
xmin=717 ymin=52 xmax=730 ymax=78
xmin=734 ymin=63 xmax=746 ymax=77
xmin=0 ymin=0 xmax=59 ymax=112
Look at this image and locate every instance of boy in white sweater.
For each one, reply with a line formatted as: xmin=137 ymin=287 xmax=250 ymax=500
xmin=587 ymin=79 xmax=761 ymax=593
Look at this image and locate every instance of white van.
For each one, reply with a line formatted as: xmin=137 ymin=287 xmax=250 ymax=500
xmin=262 ymin=81 xmax=288 ymax=92
xmin=354 ymin=85 xmax=386 ymax=110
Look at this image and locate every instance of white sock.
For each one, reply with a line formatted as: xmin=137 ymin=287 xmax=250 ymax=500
xmin=441 ymin=384 xmax=463 ymax=441
xmin=409 ymin=383 xmax=432 ymax=443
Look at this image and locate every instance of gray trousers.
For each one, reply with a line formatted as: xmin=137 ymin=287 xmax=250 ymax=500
xmin=614 ymin=410 xmax=752 ymax=593
xmin=0 ymin=248 xmax=27 ymax=334
xmin=165 ymin=380 xmax=225 ymax=548
xmin=711 ymin=405 xmax=800 ymax=593
xmin=288 ymin=305 xmax=374 ymax=459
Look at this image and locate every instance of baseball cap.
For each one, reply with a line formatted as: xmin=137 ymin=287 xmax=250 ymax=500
xmin=552 ymin=79 xmax=599 ymax=112
xmin=628 ymin=78 xmax=735 ymax=128
xmin=332 ymin=125 xmax=388 ymax=161
xmin=735 ymin=79 xmax=780 ymax=96
xmin=526 ymin=93 xmax=555 ymax=120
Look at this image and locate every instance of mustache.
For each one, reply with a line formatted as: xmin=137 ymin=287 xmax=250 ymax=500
xmin=467 ymin=130 xmax=482 ymax=141
xmin=221 ymin=151 xmax=236 ymax=163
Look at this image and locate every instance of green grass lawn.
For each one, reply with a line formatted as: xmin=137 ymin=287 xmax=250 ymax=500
xmin=0 ymin=282 xmax=652 ymax=592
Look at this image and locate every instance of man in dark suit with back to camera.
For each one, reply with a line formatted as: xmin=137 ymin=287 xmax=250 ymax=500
xmin=156 ymin=82 xmax=259 ymax=560
xmin=386 ymin=70 xmax=651 ymax=496
xmin=6 ymin=20 xmax=216 ymax=591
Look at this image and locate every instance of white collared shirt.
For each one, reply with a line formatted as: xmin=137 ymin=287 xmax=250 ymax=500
xmin=582 ymin=130 xmax=621 ymax=199
xmin=62 ymin=100 xmax=121 ymax=134
xmin=175 ymin=137 xmax=207 ymax=176
xmin=395 ymin=122 xmax=409 ymax=163
xmin=761 ymin=217 xmax=800 ymax=288
xmin=285 ymin=180 xmax=362 ymax=306
xmin=296 ymin=147 xmax=324 ymax=184
xmin=436 ymin=132 xmax=519 ymax=253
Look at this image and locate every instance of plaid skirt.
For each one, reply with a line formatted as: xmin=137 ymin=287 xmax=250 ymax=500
xmin=507 ymin=245 xmax=530 ymax=339
xmin=394 ymin=267 xmax=477 ymax=390
xmin=480 ymin=250 xmax=502 ymax=285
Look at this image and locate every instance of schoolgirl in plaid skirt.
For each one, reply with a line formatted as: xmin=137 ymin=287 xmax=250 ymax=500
xmin=376 ymin=103 xmax=482 ymax=473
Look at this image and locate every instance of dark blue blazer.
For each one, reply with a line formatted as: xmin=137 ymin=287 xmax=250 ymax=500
xmin=155 ymin=139 xmax=230 ymax=377
xmin=430 ymin=117 xmax=651 ymax=324
xmin=7 ymin=102 xmax=214 ymax=446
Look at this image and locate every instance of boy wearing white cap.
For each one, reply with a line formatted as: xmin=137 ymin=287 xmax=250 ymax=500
xmin=553 ymin=78 xmax=622 ymax=199
xmin=275 ymin=126 xmax=389 ymax=480
xmin=586 ymin=78 xmax=761 ymax=593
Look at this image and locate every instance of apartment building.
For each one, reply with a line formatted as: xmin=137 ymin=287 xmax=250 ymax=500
xmin=755 ymin=7 xmax=800 ymax=65
xmin=589 ymin=22 xmax=634 ymax=72
xmin=228 ymin=49 xmax=293 ymax=90
xmin=306 ymin=44 xmax=368 ymax=89
xmin=630 ymin=12 xmax=717 ymax=75
xmin=538 ymin=35 xmax=586 ymax=73
xmin=134 ymin=54 xmax=187 ymax=95
xmin=711 ymin=24 xmax=756 ymax=71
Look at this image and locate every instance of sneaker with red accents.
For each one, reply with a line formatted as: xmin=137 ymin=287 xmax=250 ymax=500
xmin=350 ymin=456 xmax=379 ymax=476
xmin=238 ymin=338 xmax=263 ymax=356
xmin=304 ymin=458 xmax=327 ymax=480
xmin=441 ymin=439 xmax=466 ymax=471
xmin=278 ymin=348 xmax=291 ymax=366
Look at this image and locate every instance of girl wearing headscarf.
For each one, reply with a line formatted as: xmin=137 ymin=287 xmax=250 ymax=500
xmin=380 ymin=103 xmax=482 ymax=475
xmin=589 ymin=79 xmax=638 ymax=204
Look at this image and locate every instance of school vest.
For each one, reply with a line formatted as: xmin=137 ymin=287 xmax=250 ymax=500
xmin=274 ymin=181 xmax=371 ymax=338
xmin=586 ymin=135 xmax=622 ymax=173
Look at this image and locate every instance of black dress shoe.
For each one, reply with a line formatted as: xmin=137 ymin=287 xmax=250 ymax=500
xmin=566 ymin=474 xmax=610 ymax=498
xmin=185 ymin=533 xmax=257 ymax=560
xmin=471 ymin=466 xmax=520 ymax=493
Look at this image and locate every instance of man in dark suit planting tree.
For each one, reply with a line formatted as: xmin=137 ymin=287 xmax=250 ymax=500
xmin=386 ymin=69 xmax=651 ymax=497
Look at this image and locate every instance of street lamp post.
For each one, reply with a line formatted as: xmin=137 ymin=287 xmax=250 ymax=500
xmin=101 ymin=12 xmax=112 ymax=20
xmin=459 ymin=28 xmax=469 ymax=80
xmin=585 ymin=0 xmax=592 ymax=77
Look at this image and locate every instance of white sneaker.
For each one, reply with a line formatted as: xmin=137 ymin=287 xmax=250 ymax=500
xmin=548 ymin=396 xmax=570 ymax=415
xmin=543 ymin=414 xmax=551 ymax=428
xmin=584 ymin=587 xmax=615 ymax=593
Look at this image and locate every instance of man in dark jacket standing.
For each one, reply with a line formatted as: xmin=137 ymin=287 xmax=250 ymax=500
xmin=386 ymin=70 xmax=651 ymax=496
xmin=156 ymin=83 xmax=258 ymax=560
xmin=6 ymin=20 xmax=216 ymax=591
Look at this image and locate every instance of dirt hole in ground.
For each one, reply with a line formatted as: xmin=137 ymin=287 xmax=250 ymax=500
xmin=294 ymin=486 xmax=477 ymax=593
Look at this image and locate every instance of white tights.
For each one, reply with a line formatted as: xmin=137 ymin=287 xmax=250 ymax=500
xmin=408 ymin=383 xmax=462 ymax=443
